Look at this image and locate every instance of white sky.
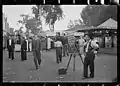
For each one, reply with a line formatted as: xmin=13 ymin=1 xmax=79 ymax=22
xmin=3 ymin=5 xmax=86 ymax=32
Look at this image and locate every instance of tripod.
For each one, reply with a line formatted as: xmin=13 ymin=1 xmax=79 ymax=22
xmin=58 ymin=44 xmax=84 ymax=75
xmin=66 ymin=46 xmax=84 ymax=73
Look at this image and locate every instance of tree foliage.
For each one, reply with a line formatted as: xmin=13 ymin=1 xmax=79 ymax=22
xmin=81 ymin=5 xmax=117 ymax=26
xmin=18 ymin=14 xmax=42 ymax=35
xmin=67 ymin=20 xmax=74 ymax=29
xmin=25 ymin=17 xmax=42 ymax=34
xmin=67 ymin=19 xmax=83 ymax=29
xmin=32 ymin=5 xmax=64 ymax=31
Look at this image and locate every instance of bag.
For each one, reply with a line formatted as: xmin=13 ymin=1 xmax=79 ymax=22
xmin=58 ymin=68 xmax=67 ymax=75
xmin=58 ymin=54 xmax=72 ymax=75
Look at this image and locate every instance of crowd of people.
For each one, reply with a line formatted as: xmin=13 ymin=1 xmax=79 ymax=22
xmin=5 ymin=32 xmax=99 ymax=79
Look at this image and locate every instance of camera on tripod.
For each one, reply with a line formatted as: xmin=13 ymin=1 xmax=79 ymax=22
xmin=58 ymin=32 xmax=84 ymax=75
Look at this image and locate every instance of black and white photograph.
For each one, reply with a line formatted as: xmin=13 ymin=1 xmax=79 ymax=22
xmin=3 ymin=5 xmax=117 ymax=82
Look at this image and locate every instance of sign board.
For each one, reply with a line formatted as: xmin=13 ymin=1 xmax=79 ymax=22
xmin=67 ymin=34 xmax=78 ymax=54
xmin=46 ymin=32 xmax=56 ymax=36
xmin=74 ymin=32 xmax=84 ymax=36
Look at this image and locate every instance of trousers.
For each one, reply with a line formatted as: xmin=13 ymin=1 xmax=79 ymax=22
xmin=33 ymin=50 xmax=41 ymax=68
xmin=83 ymin=51 xmax=95 ymax=77
xmin=21 ymin=49 xmax=27 ymax=61
xmin=8 ymin=49 xmax=14 ymax=60
xmin=56 ymin=47 xmax=62 ymax=63
xmin=63 ymin=44 xmax=69 ymax=56
xmin=8 ymin=47 xmax=14 ymax=60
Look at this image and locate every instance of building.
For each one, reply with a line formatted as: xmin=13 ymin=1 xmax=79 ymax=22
xmin=9 ymin=28 xmax=14 ymax=34
xmin=3 ymin=13 xmax=10 ymax=35
xmin=3 ymin=13 xmax=10 ymax=49
xmin=67 ymin=18 xmax=117 ymax=48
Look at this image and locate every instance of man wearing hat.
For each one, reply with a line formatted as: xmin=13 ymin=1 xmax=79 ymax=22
xmin=32 ymin=34 xmax=42 ymax=70
xmin=7 ymin=35 xmax=15 ymax=60
xmin=62 ymin=33 xmax=69 ymax=57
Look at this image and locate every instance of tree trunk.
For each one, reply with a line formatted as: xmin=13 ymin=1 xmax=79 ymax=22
xmin=49 ymin=24 xmax=51 ymax=31
xmin=52 ymin=24 xmax=54 ymax=31
xmin=49 ymin=24 xmax=54 ymax=31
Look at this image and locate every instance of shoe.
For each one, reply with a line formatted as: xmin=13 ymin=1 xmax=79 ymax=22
xmin=60 ymin=60 xmax=62 ymax=63
xmin=56 ymin=60 xmax=60 ymax=64
xmin=67 ymin=54 xmax=69 ymax=56
xmin=82 ymin=76 xmax=88 ymax=79
xmin=8 ymin=58 xmax=11 ymax=60
xmin=63 ymin=55 xmax=65 ymax=57
xmin=89 ymin=75 xmax=94 ymax=78
xmin=57 ymin=62 xmax=59 ymax=64
xmin=38 ymin=65 xmax=41 ymax=69
xmin=36 ymin=67 xmax=39 ymax=70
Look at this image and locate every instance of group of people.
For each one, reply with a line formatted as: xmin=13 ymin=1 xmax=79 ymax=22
xmin=53 ymin=32 xmax=99 ymax=78
xmin=20 ymin=34 xmax=42 ymax=70
xmin=6 ymin=32 xmax=99 ymax=79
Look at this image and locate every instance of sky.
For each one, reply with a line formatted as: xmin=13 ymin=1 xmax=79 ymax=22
xmin=3 ymin=5 xmax=86 ymax=32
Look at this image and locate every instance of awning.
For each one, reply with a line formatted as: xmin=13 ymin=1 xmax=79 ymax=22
xmin=97 ymin=18 xmax=117 ymax=29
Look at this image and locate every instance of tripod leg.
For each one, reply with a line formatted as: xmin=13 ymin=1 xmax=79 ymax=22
xmin=73 ymin=54 xmax=76 ymax=72
xmin=66 ymin=54 xmax=72 ymax=71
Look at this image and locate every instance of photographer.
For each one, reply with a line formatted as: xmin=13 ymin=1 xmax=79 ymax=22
xmin=83 ymin=34 xmax=99 ymax=78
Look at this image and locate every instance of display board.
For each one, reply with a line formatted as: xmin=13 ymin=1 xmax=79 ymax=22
xmin=67 ymin=34 xmax=78 ymax=54
xmin=74 ymin=32 xmax=84 ymax=36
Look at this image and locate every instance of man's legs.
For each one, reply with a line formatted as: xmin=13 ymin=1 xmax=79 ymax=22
xmin=56 ymin=48 xmax=59 ymax=63
xmin=24 ymin=50 xmax=27 ymax=60
xmin=33 ymin=51 xmax=39 ymax=69
xmin=36 ymin=51 xmax=41 ymax=66
xmin=89 ymin=60 xmax=94 ymax=78
xmin=8 ymin=49 xmax=11 ymax=59
xmin=83 ymin=58 xmax=89 ymax=78
xmin=59 ymin=47 xmax=62 ymax=62
xmin=21 ymin=49 xmax=24 ymax=61
xmin=63 ymin=45 xmax=65 ymax=57
xmin=11 ymin=49 xmax=14 ymax=60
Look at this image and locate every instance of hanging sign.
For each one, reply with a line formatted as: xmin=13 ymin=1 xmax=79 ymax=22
xmin=74 ymin=32 xmax=84 ymax=36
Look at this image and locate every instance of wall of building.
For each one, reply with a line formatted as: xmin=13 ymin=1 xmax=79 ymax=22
xmin=3 ymin=13 xmax=10 ymax=49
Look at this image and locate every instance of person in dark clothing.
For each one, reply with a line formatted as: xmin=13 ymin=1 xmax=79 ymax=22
xmin=7 ymin=35 xmax=15 ymax=60
xmin=62 ymin=33 xmax=69 ymax=57
xmin=32 ymin=35 xmax=42 ymax=70
xmin=21 ymin=36 xmax=27 ymax=61
xmin=83 ymin=34 xmax=99 ymax=78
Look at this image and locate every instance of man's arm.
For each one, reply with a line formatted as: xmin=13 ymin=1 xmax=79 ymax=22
xmin=32 ymin=40 xmax=34 ymax=51
xmin=12 ymin=39 xmax=15 ymax=49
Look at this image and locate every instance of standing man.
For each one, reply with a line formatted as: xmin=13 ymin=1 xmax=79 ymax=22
xmin=55 ymin=32 xmax=63 ymax=63
xmin=62 ymin=33 xmax=69 ymax=57
xmin=78 ymin=36 xmax=85 ymax=59
xmin=32 ymin=35 xmax=42 ymax=70
xmin=21 ymin=36 xmax=27 ymax=61
xmin=54 ymin=37 xmax=63 ymax=63
xmin=7 ymin=35 xmax=15 ymax=60
xmin=83 ymin=34 xmax=99 ymax=78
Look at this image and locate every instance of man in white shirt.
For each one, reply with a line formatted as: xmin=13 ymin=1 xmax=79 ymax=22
xmin=55 ymin=33 xmax=63 ymax=63
xmin=83 ymin=34 xmax=99 ymax=78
